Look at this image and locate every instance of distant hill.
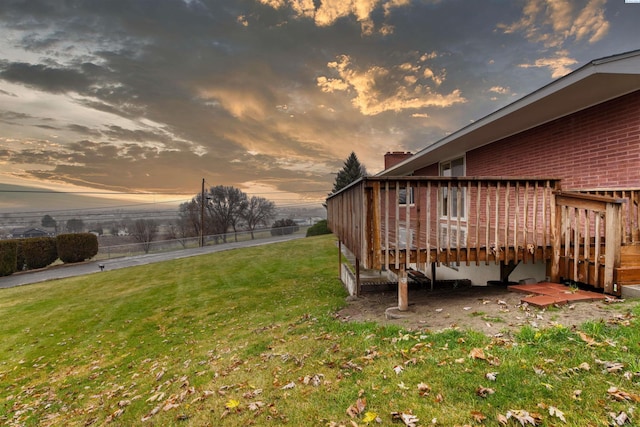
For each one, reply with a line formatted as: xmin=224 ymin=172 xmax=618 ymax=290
xmin=0 ymin=183 xmax=149 ymax=212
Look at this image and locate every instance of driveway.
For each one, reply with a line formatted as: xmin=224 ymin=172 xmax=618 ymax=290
xmin=0 ymin=233 xmax=305 ymax=289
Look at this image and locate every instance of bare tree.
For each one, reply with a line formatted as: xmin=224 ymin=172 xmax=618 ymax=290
xmin=130 ymin=219 xmax=158 ymax=254
xmin=242 ymin=196 xmax=276 ymax=239
xmin=206 ymin=186 xmax=248 ymax=243
xmin=178 ymin=199 xmax=201 ymax=237
xmin=166 ymin=220 xmax=191 ymax=248
xmin=66 ymin=218 xmax=85 ymax=233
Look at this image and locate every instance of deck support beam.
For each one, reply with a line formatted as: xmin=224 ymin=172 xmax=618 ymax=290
xmin=500 ymin=261 xmax=519 ymax=283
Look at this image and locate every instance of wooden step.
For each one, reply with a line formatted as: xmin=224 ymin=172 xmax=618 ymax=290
xmin=615 ymin=266 xmax=640 ymax=286
xmin=621 ymin=244 xmax=640 ymax=267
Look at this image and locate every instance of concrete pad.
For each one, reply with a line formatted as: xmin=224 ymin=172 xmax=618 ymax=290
xmin=621 ymin=285 xmax=640 ymax=299
xmin=522 ymin=295 xmax=567 ymax=308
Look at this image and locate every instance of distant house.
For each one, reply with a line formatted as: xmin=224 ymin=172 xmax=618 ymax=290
xmin=328 ymin=50 xmax=640 ymax=298
xmin=10 ymin=227 xmax=55 ymax=239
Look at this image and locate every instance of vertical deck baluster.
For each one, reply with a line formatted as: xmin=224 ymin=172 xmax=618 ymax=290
xmin=523 ymin=181 xmax=529 ymax=264
xmin=405 ymin=180 xmax=411 ymax=268
xmin=446 ymin=181 xmax=452 ymax=265
xmin=395 ymin=181 xmax=400 ymax=270
xmin=594 ymin=212 xmax=601 ymax=287
xmin=532 ymin=182 xmax=538 ymax=263
xmin=456 ymin=180 xmax=462 ymax=265
xmin=564 ymin=206 xmax=571 ymax=278
xmin=427 ymin=181 xmax=431 ymax=265
xmin=475 ymin=181 xmax=481 ymax=266
xmin=495 ymin=181 xmax=500 ymax=264
xmin=436 ymin=181 xmax=441 ymax=266
xmin=485 ymin=182 xmax=491 ymax=265
xmin=504 ymin=181 xmax=510 ymax=262
xmin=385 ymin=181 xmax=389 ymax=271
xmin=584 ymin=208 xmax=590 ymax=285
xmin=514 ymin=182 xmax=520 ymax=264
xmin=573 ymin=208 xmax=579 ymax=282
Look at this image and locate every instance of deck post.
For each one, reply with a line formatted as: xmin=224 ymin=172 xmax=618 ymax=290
xmin=550 ymin=191 xmax=561 ymax=282
xmin=338 ymin=240 xmax=342 ymax=278
xmin=355 ymin=257 xmax=361 ymax=297
xmin=604 ymin=203 xmax=622 ymax=295
xmin=398 ymin=265 xmax=409 ymax=311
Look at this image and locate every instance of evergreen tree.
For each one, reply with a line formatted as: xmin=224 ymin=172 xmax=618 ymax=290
xmin=332 ymin=152 xmax=367 ymax=194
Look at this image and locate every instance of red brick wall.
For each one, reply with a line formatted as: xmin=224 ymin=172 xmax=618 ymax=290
xmin=384 ymin=151 xmax=413 ymax=169
xmin=467 ymin=90 xmax=640 ymax=189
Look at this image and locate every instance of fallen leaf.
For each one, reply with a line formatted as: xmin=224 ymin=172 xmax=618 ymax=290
xmin=391 ymin=411 xmax=419 ymax=427
xmin=607 ymin=386 xmax=640 ymax=402
xmin=548 ymin=406 xmax=566 ymax=423
xmin=281 ymin=381 xmax=295 ymax=390
xmin=506 ymin=409 xmax=538 ymax=426
xmin=141 ymin=405 xmax=160 ymax=422
xmin=476 ymin=386 xmax=495 ymax=398
xmin=486 ymin=372 xmax=498 ymax=381
xmin=346 ymin=397 xmax=366 ymax=418
xmin=471 ymin=410 xmax=486 ymax=422
xmin=469 ymin=348 xmax=486 ymax=360
xmin=577 ymin=332 xmax=598 ymax=346
xmin=497 ymin=413 xmax=508 ymax=425
xmin=609 ymin=411 xmax=630 ymax=425
xmin=417 ymin=382 xmax=431 ymax=396
xmin=363 ymin=411 xmax=379 ymax=423
xmin=393 ymin=365 xmax=404 ymax=375
xmin=225 ymin=399 xmax=240 ymax=409
xmin=248 ymin=401 xmax=265 ymax=411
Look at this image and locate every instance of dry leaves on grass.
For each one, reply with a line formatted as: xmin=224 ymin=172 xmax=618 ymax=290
xmin=391 ymin=411 xmax=419 ymax=427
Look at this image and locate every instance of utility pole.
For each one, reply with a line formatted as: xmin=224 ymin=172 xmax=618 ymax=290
xmin=200 ymin=178 xmax=205 ymax=247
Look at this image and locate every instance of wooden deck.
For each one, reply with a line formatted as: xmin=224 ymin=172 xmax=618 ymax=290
xmin=327 ymin=178 xmax=640 ymax=296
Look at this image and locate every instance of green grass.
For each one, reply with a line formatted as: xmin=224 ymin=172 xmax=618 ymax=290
xmin=1 ymin=235 xmax=639 ymax=426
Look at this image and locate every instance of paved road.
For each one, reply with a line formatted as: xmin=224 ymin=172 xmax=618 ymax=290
xmin=0 ymin=233 xmax=305 ymax=289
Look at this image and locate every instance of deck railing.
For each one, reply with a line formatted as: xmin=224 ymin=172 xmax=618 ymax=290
xmin=327 ymin=177 xmax=561 ymax=271
xmin=577 ymin=189 xmax=640 ymax=244
xmin=552 ymin=191 xmax=625 ymax=294
xmin=328 ymin=178 xmax=638 ymax=296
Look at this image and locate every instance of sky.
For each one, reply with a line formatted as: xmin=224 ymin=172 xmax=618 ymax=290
xmin=1 ymin=0 xmax=639 ymax=210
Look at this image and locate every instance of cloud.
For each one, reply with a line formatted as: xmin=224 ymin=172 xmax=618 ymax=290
xmin=0 ymin=62 xmax=93 ymax=93
xmin=489 ymin=86 xmax=510 ymax=95
xmin=518 ymin=51 xmax=578 ymax=78
xmin=497 ymin=0 xmax=609 ymax=77
xmin=258 ymin=0 xmax=412 ymax=35
xmin=317 ymin=54 xmax=465 ymax=116
xmin=498 ymin=0 xmax=609 ymax=47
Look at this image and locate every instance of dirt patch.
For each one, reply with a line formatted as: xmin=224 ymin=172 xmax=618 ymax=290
xmin=337 ymin=284 xmax=636 ymax=335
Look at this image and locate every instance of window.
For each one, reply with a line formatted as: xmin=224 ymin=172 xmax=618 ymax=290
xmin=399 ymin=187 xmax=414 ymax=205
xmin=440 ymin=157 xmax=465 ymax=217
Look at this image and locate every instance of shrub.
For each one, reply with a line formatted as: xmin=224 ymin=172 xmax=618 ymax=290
xmin=56 ymin=233 xmax=99 ymax=263
xmin=0 ymin=240 xmax=18 ymax=276
xmin=17 ymin=237 xmax=58 ymax=270
xmin=270 ymin=218 xmax=299 ymax=236
xmin=306 ymin=219 xmax=331 ymax=237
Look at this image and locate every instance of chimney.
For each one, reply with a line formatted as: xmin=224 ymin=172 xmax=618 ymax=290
xmin=384 ymin=151 xmax=413 ymax=170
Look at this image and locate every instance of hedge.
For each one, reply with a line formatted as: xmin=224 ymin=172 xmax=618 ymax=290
xmin=17 ymin=237 xmax=58 ymax=270
xmin=305 ymin=220 xmax=331 ymax=237
xmin=0 ymin=240 xmax=18 ymax=276
xmin=56 ymin=233 xmax=99 ymax=263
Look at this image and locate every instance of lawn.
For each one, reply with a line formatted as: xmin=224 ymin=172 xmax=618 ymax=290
xmin=1 ymin=235 xmax=639 ymax=426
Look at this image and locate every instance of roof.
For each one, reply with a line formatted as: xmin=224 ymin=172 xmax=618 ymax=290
xmin=380 ymin=50 xmax=640 ymax=177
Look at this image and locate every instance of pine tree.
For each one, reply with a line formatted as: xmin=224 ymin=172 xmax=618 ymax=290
xmin=332 ymin=152 xmax=367 ymax=194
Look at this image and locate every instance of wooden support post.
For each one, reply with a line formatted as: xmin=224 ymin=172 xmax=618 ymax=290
xmin=338 ymin=240 xmax=342 ymax=278
xmin=430 ymin=262 xmax=436 ymax=291
xmin=398 ymin=265 xmax=409 ymax=311
xmin=356 ymin=257 xmax=361 ymax=297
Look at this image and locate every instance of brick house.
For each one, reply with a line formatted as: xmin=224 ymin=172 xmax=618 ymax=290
xmin=327 ymin=50 xmax=640 ymax=298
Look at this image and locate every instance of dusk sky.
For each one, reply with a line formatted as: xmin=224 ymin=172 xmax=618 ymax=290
xmin=1 ymin=0 xmax=639 ymax=209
